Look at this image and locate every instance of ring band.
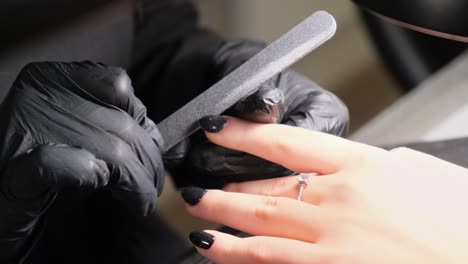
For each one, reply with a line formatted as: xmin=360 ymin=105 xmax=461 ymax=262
xmin=297 ymin=173 xmax=316 ymax=201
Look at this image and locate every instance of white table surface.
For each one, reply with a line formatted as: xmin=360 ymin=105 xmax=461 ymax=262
xmin=350 ymin=51 xmax=468 ymax=146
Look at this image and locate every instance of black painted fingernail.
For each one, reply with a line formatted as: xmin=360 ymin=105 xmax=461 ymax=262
xmin=189 ymin=231 xmax=215 ymax=249
xmin=199 ymin=115 xmax=228 ymax=133
xmin=181 ymin=186 xmax=207 ymax=206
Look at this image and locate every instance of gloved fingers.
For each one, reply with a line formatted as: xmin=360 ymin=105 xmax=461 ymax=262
xmin=277 ymin=70 xmax=349 ymax=137
xmin=127 ymin=94 xmax=165 ymax=149
xmin=15 ymin=61 xmax=162 ymax=146
xmin=67 ymin=61 xmax=165 ymax=163
xmin=282 ymin=84 xmax=349 ymax=136
xmin=66 ymin=62 xmax=164 ymax=145
xmin=2 ymin=144 xmax=110 ymax=200
xmin=225 ymin=83 xmax=285 ymax=124
xmin=99 ymin=140 xmax=159 ymax=216
xmin=66 ymin=61 xmax=132 ymax=109
xmin=285 ymin=107 xmax=349 ymax=138
xmin=178 ymin=140 xmax=293 ymax=189
xmin=84 ymin=105 xmax=164 ymax=193
xmin=52 ymin=127 xmax=162 ymax=215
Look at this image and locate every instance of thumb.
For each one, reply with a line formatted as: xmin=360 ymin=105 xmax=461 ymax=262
xmin=226 ymin=84 xmax=284 ymax=124
xmin=3 ymin=144 xmax=110 ymax=199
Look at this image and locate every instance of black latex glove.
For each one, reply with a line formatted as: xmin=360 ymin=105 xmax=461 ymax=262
xmin=166 ymin=40 xmax=349 ymax=188
xmin=0 ymin=61 xmax=164 ymax=263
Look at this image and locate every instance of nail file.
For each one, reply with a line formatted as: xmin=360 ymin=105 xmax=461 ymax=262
xmin=157 ymin=11 xmax=337 ymax=152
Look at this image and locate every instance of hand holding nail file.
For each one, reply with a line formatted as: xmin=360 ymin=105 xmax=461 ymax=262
xmin=157 ymin=11 xmax=337 ymax=152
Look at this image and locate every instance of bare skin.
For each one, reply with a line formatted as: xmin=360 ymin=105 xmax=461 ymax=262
xmin=184 ymin=117 xmax=468 ymax=264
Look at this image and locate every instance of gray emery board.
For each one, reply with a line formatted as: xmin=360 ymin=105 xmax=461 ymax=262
xmin=157 ymin=11 xmax=337 ymax=152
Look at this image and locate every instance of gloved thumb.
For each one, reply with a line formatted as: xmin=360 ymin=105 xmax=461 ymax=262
xmin=2 ymin=144 xmax=110 ymax=200
xmin=226 ymin=84 xmax=284 ymax=124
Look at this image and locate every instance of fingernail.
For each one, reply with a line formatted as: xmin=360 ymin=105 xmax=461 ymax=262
xmin=189 ymin=231 xmax=215 ymax=249
xmin=181 ymin=186 xmax=207 ymax=206
xmin=199 ymin=115 xmax=228 ymax=133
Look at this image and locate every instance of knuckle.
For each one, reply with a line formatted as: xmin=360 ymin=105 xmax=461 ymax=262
xmin=33 ymin=144 xmax=50 ymax=155
xmin=109 ymin=69 xmax=133 ymax=101
xmin=75 ymin=65 xmax=134 ymax=108
xmin=254 ymin=196 xmax=279 ymax=221
xmin=32 ymin=144 xmax=61 ymax=162
xmin=82 ymin=159 xmax=100 ymax=175
xmin=19 ymin=62 xmax=40 ymax=72
xmin=347 ymin=146 xmax=385 ymax=166
xmin=15 ymin=62 xmax=54 ymax=87
xmin=389 ymin=146 xmax=412 ymax=155
xmin=20 ymin=61 xmax=55 ymax=72
xmin=389 ymin=146 xmax=405 ymax=153
xmin=272 ymin=134 xmax=293 ymax=158
xmin=105 ymin=139 xmax=132 ymax=167
xmin=325 ymin=179 xmax=355 ymax=203
xmin=335 ymin=97 xmax=350 ymax=122
xmin=115 ymin=115 xmax=141 ymax=142
xmin=99 ymin=139 xmax=137 ymax=188
xmin=31 ymin=146 xmax=49 ymax=166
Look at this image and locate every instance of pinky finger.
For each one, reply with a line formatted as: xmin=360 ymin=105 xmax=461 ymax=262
xmin=189 ymin=230 xmax=327 ymax=264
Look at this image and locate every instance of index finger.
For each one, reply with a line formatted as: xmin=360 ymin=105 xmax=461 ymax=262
xmin=68 ymin=62 xmax=164 ymax=146
xmin=205 ymin=116 xmax=373 ymax=174
xmin=191 ymin=231 xmax=325 ymax=264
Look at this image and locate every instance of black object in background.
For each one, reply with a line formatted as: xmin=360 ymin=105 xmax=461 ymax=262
xmin=353 ymin=0 xmax=468 ymax=92
xmin=0 ymin=0 xmax=134 ymax=102
xmin=352 ymin=0 xmax=468 ymax=40
xmin=359 ymin=11 xmax=467 ymax=92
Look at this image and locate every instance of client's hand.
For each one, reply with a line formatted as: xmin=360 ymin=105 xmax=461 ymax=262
xmin=181 ymin=116 xmax=468 ymax=264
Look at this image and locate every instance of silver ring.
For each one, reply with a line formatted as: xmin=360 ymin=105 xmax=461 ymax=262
xmin=297 ymin=173 xmax=316 ymax=201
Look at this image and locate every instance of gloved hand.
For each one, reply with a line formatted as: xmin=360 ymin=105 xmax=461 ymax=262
xmin=0 ymin=61 xmax=164 ymax=263
xmin=165 ymin=40 xmax=349 ymax=188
